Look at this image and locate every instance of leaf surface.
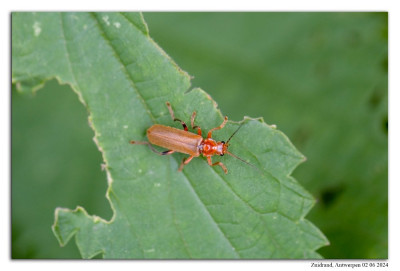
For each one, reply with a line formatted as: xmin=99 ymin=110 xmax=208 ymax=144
xmin=12 ymin=12 xmax=328 ymax=258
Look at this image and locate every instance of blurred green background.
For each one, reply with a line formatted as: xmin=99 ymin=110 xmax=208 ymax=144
xmin=12 ymin=12 xmax=387 ymax=259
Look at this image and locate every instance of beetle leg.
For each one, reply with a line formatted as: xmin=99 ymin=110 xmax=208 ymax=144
xmin=178 ymin=155 xmax=195 ymax=171
xmin=130 ymin=140 xmax=175 ymax=155
xmin=174 ymin=119 xmax=188 ymax=131
xmin=191 ymin=111 xmax=202 ymax=136
xmin=207 ymin=156 xmax=228 ymax=174
xmin=166 ymin=101 xmax=176 ymax=120
xmin=166 ymin=101 xmax=188 ymax=131
xmin=207 ymin=116 xmax=228 ymax=139
xmin=161 ymin=150 xmax=175 ymax=155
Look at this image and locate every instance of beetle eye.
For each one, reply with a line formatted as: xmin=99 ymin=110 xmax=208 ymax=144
xmin=220 ymin=153 xmax=224 ymax=156
xmin=221 ymin=141 xmax=225 ymax=144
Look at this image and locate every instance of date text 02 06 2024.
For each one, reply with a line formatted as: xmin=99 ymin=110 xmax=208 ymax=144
xmin=311 ymin=262 xmax=388 ymax=268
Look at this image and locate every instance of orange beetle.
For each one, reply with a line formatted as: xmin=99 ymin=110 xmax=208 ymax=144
xmin=130 ymin=102 xmax=247 ymax=173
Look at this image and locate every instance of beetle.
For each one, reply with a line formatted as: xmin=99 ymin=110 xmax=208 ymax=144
xmin=130 ymin=102 xmax=249 ymax=174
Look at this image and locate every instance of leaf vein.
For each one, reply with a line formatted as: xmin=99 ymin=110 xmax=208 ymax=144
xmin=181 ymin=170 xmax=241 ymax=258
xmin=91 ymin=12 xmax=156 ymax=123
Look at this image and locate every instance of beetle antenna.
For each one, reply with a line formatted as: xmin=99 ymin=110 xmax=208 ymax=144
xmin=225 ymin=150 xmax=262 ymax=172
xmin=225 ymin=122 xmax=262 ymax=172
xmin=226 ymin=122 xmax=245 ymax=144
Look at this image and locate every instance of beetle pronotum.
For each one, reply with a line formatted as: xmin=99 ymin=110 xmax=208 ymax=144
xmin=130 ymin=102 xmax=250 ymax=174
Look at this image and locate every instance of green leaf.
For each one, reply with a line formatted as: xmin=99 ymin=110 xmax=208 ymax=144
xmin=12 ymin=12 xmax=328 ymax=259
